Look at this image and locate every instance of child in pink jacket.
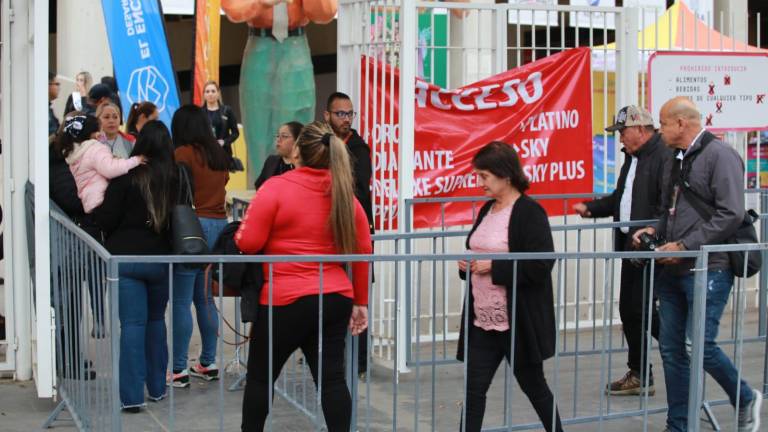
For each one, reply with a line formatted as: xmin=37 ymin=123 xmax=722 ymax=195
xmin=56 ymin=114 xmax=145 ymax=213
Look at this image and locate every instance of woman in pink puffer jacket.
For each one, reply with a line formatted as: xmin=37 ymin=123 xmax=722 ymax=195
xmin=56 ymin=114 xmax=145 ymax=214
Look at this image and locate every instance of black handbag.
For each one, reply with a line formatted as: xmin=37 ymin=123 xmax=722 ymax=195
xmin=683 ymin=189 xmax=761 ymax=278
xmin=728 ymin=209 xmax=762 ymax=278
xmin=172 ymin=164 xmax=209 ymax=257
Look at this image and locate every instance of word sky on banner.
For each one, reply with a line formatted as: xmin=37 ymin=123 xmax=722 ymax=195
xmin=360 ymin=47 xmax=594 ymax=229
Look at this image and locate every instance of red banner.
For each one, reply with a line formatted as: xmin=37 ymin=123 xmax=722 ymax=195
xmin=360 ymin=47 xmax=593 ymax=229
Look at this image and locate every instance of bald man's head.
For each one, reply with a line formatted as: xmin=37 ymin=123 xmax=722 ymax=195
xmin=658 ymin=96 xmax=703 ymax=150
xmin=661 ymin=96 xmax=701 ymax=124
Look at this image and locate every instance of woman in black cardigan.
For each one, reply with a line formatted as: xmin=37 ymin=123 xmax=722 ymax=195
xmin=457 ymin=142 xmax=563 ymax=432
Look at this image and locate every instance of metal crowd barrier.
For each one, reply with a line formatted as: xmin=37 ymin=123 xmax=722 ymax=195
xmin=46 ymin=209 xmax=119 ymax=431
xmin=232 ymin=191 xmax=768 ymax=376
xmin=46 ymin=207 xmax=768 ymax=431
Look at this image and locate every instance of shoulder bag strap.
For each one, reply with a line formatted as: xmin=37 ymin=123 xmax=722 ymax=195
xmin=177 ymin=164 xmax=195 ymax=207
xmin=678 ymin=132 xmax=716 ymax=221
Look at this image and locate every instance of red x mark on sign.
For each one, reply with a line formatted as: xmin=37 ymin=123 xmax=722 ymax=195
xmin=757 ymin=94 xmax=765 ymax=104
xmin=705 ymin=114 xmax=713 ymax=126
xmin=724 ymin=75 xmax=731 ymax=85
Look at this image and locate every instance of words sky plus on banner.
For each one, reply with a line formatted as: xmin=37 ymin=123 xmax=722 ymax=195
xmin=361 ymin=47 xmax=593 ymax=229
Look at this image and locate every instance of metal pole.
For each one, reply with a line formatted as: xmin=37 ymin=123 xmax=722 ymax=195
xmin=33 ymin=0 xmax=54 ymax=397
xmin=687 ymin=250 xmax=710 ymax=432
xmin=108 ymin=259 xmax=121 ymax=432
xmin=758 ymin=191 xmax=768 ymax=336
xmin=4 ymin=0 xmax=32 ymax=382
xmin=397 ymin=0 xmax=418 ymax=374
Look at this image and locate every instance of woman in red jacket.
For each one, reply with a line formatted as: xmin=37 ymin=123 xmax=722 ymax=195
xmin=235 ymin=121 xmax=371 ymax=432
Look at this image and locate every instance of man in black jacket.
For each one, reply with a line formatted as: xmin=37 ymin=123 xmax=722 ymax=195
xmin=324 ymin=92 xmax=374 ymax=228
xmin=573 ymin=105 xmax=673 ymax=396
xmin=324 ymin=92 xmax=374 ymax=378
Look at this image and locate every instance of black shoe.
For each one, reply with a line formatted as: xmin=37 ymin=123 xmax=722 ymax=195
xmin=121 ymin=406 xmax=141 ymax=414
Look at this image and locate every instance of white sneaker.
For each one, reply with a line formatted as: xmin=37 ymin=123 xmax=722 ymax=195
xmin=190 ymin=362 xmax=219 ymax=381
xmin=166 ymin=369 xmax=190 ymax=388
xmin=737 ymin=389 xmax=763 ymax=432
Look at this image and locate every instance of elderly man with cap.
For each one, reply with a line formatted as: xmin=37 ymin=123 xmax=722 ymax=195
xmin=573 ymin=105 xmax=673 ymax=396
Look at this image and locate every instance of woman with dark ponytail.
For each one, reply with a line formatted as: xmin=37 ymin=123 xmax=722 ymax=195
xmin=168 ymin=104 xmax=230 ymax=387
xmin=125 ymin=101 xmax=158 ymax=138
xmin=235 ymin=121 xmax=372 ymax=432
xmin=94 ymin=120 xmax=178 ymax=412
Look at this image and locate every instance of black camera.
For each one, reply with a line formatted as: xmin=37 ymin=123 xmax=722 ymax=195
xmin=631 ymin=232 xmax=666 ymax=267
xmin=637 ymin=232 xmax=665 ymax=251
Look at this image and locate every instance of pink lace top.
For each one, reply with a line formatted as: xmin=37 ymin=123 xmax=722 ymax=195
xmin=468 ymin=203 xmax=513 ymax=331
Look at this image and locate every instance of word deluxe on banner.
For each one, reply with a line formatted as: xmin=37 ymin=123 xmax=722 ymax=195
xmin=101 ymin=0 xmax=180 ymax=127
xmin=361 ymin=47 xmax=593 ymax=229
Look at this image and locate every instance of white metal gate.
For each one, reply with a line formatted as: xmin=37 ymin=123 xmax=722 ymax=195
xmin=337 ymin=1 xmax=765 ymax=372
xmin=337 ymin=0 xmax=636 ymax=370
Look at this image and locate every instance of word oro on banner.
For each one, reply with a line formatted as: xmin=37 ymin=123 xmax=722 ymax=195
xmin=360 ymin=47 xmax=594 ymax=229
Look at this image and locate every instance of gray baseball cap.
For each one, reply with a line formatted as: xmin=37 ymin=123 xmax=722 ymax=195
xmin=605 ymin=105 xmax=654 ymax=132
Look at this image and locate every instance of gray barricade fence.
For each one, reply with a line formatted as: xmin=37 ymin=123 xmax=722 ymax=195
xmin=232 ymin=191 xmax=768 ymax=369
xmin=47 ymin=206 xmax=768 ymax=431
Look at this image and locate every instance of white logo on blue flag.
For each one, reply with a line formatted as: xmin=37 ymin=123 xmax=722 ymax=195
xmin=127 ymin=66 xmax=171 ymax=113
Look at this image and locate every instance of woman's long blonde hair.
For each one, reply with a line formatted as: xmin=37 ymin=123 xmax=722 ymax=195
xmin=76 ymin=71 xmax=93 ymax=93
xmin=296 ymin=121 xmax=357 ymax=254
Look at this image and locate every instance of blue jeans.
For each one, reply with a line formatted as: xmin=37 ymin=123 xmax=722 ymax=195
xmin=118 ymin=263 xmax=169 ymax=407
xmin=657 ymin=269 xmax=754 ymax=431
xmin=171 ymin=217 xmax=227 ymax=370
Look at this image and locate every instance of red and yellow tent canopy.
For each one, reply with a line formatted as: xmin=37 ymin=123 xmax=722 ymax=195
xmin=591 ymin=1 xmax=766 ymax=131
xmin=592 ymin=1 xmax=766 ymax=71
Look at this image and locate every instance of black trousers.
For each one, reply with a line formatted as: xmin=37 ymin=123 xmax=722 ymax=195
xmin=619 ymin=259 xmax=660 ymax=378
xmin=241 ymin=293 xmax=353 ymax=432
xmin=463 ymin=326 xmax=563 ymax=432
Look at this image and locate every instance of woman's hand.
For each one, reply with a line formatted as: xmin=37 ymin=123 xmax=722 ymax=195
xmin=470 ymin=260 xmax=492 ymax=275
xmin=458 ymin=260 xmax=468 ymax=272
xmin=349 ymin=305 xmax=368 ymax=336
xmin=459 ymin=260 xmax=491 ymax=274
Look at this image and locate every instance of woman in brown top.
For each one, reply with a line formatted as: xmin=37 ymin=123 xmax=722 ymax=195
xmin=169 ymin=104 xmax=230 ymax=387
